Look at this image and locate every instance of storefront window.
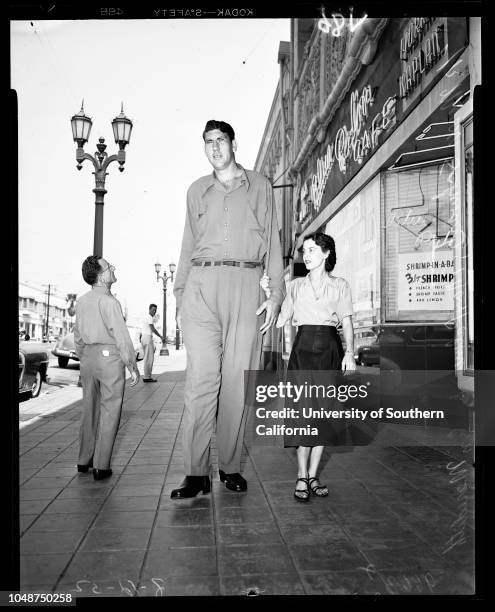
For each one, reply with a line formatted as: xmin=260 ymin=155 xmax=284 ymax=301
xmin=464 ymin=119 xmax=474 ymax=371
xmin=383 ymin=162 xmax=455 ymax=321
xmin=325 ymin=176 xmax=380 ymax=330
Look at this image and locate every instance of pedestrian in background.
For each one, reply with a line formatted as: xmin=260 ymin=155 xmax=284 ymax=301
xmin=171 ymin=119 xmax=284 ymax=499
xmin=74 ymin=255 xmax=140 ymax=481
xmin=276 ymin=232 xmax=356 ymax=501
xmin=141 ymin=303 xmax=163 ymax=382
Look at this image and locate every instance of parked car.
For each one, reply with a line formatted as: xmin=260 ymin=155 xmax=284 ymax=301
xmin=19 ymin=341 xmax=49 ymax=400
xmin=53 ymin=330 xmax=144 ymax=368
xmin=355 ymin=324 xmax=455 ymax=369
xmin=356 ymin=342 xmax=380 ymax=367
xmin=338 ymin=326 xmax=377 ymax=361
xmin=52 ymin=332 xmax=78 ymax=368
xmin=354 ymin=327 xmax=378 ymax=362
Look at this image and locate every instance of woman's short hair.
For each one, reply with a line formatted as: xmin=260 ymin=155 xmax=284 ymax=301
xmin=299 ymin=232 xmax=337 ymax=272
xmin=202 ymin=119 xmax=235 ymax=142
xmin=81 ymin=255 xmax=102 ymax=286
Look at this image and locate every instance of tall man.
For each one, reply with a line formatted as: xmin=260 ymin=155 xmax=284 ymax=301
xmin=171 ymin=120 xmax=284 ymax=498
xmin=141 ymin=303 xmax=162 ymax=382
xmin=74 ymin=256 xmax=140 ymax=480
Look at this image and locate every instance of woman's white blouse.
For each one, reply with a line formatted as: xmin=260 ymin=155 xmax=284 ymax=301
xmin=276 ymin=274 xmax=354 ymax=328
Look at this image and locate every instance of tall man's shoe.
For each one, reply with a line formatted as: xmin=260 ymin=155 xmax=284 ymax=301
xmin=219 ymin=470 xmax=247 ymax=492
xmin=93 ymin=468 xmax=113 ymax=481
xmin=77 ymin=460 xmax=93 ymax=473
xmin=142 ymin=378 xmax=158 ymax=383
xmin=170 ymin=476 xmax=211 ymax=499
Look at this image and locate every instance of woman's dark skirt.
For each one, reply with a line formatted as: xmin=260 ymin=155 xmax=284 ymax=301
xmin=284 ymin=325 xmax=346 ymax=447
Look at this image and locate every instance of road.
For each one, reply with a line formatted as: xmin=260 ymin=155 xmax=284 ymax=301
xmin=43 ymin=353 xmax=81 ymax=395
xmin=18 ymin=352 xmax=82 ymax=426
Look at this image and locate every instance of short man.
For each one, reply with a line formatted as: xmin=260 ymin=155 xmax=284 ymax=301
xmin=141 ymin=303 xmax=163 ymax=382
xmin=74 ymin=256 xmax=140 ymax=480
xmin=171 ymin=119 xmax=284 ymax=498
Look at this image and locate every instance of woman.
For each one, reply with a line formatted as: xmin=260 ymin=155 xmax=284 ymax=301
xmin=276 ymin=232 xmax=356 ymax=502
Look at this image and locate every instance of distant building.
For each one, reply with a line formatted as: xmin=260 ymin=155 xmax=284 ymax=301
xmin=19 ymin=282 xmax=71 ymax=341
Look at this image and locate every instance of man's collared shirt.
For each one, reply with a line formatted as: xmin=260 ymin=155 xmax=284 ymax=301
xmin=74 ymin=286 xmax=136 ymax=370
xmin=174 ymin=165 xmax=284 ymax=308
xmin=141 ymin=313 xmax=158 ymax=337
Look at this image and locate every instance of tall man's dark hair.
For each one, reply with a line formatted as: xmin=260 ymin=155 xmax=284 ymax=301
xmin=202 ymin=119 xmax=235 ymax=142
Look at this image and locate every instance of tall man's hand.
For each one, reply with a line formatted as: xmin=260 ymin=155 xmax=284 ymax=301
xmin=129 ymin=367 xmax=140 ymax=387
xmin=256 ymin=299 xmax=281 ymax=334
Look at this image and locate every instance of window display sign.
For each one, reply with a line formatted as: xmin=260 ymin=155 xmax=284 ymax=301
xmin=398 ymin=251 xmax=454 ymax=311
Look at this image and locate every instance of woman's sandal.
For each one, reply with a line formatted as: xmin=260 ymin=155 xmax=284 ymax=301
xmin=293 ymin=477 xmax=310 ymax=502
xmin=308 ymin=477 xmax=329 ymax=497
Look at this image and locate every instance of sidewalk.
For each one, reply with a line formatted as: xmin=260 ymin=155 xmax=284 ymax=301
xmin=19 ymin=349 xmax=474 ymax=597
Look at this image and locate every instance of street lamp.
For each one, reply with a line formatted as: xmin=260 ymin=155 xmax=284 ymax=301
xmin=71 ymin=101 xmax=133 ymax=257
xmin=155 ymin=260 xmax=176 ymax=356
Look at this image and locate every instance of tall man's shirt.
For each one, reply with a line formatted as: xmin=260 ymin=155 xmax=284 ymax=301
xmin=74 ymin=286 xmax=137 ymax=371
xmin=174 ymin=166 xmax=284 ymax=309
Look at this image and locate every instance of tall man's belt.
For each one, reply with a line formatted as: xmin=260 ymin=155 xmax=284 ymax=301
xmin=192 ymin=260 xmax=261 ymax=268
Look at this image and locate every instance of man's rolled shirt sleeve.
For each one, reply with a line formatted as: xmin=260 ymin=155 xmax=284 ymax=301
xmin=264 ymin=180 xmax=284 ymax=306
xmin=173 ymin=187 xmax=197 ymax=311
xmin=101 ymin=298 xmax=137 ymax=370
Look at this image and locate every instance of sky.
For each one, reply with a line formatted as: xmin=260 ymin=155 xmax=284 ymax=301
xmin=11 ymin=18 xmax=290 ymax=331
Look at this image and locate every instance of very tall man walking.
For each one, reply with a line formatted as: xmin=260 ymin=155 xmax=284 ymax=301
xmin=171 ymin=120 xmax=284 ymax=498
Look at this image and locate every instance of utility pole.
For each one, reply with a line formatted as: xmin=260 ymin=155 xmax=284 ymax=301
xmin=44 ymin=284 xmax=52 ymax=342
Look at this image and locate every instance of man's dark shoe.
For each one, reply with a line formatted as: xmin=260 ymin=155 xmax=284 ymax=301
xmin=77 ymin=460 xmax=93 ymax=473
xmin=142 ymin=378 xmax=158 ymax=383
xmin=93 ymin=468 xmax=113 ymax=481
xmin=219 ymin=470 xmax=247 ymax=492
xmin=170 ymin=476 xmax=211 ymax=498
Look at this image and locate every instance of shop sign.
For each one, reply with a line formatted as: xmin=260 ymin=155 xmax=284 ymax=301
xmin=318 ymin=7 xmax=367 ymax=36
xmin=398 ymin=250 xmax=454 ymax=311
xmin=399 ymin=18 xmax=446 ymax=100
xmin=309 ymin=86 xmax=397 ymax=212
xmin=298 ymin=179 xmax=310 ymax=222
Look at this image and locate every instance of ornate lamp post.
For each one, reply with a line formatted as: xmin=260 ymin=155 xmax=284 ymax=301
xmin=70 ymin=102 xmax=133 ymax=257
xmin=154 ymin=261 xmax=176 ymax=356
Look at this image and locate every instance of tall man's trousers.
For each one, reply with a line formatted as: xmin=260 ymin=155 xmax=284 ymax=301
xmin=78 ymin=344 xmax=126 ymax=470
xmin=141 ymin=334 xmax=155 ymax=379
xmin=181 ymin=265 xmax=264 ymax=475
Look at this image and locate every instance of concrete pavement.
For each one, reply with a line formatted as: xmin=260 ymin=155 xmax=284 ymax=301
xmin=18 ymin=349 xmax=475 ymax=597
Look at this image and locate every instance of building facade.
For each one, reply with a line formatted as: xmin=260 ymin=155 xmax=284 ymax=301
xmin=257 ymin=17 xmax=480 ymax=394
xmin=254 ymin=41 xmax=292 ymax=368
xmin=18 ymin=282 xmax=71 ymax=341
